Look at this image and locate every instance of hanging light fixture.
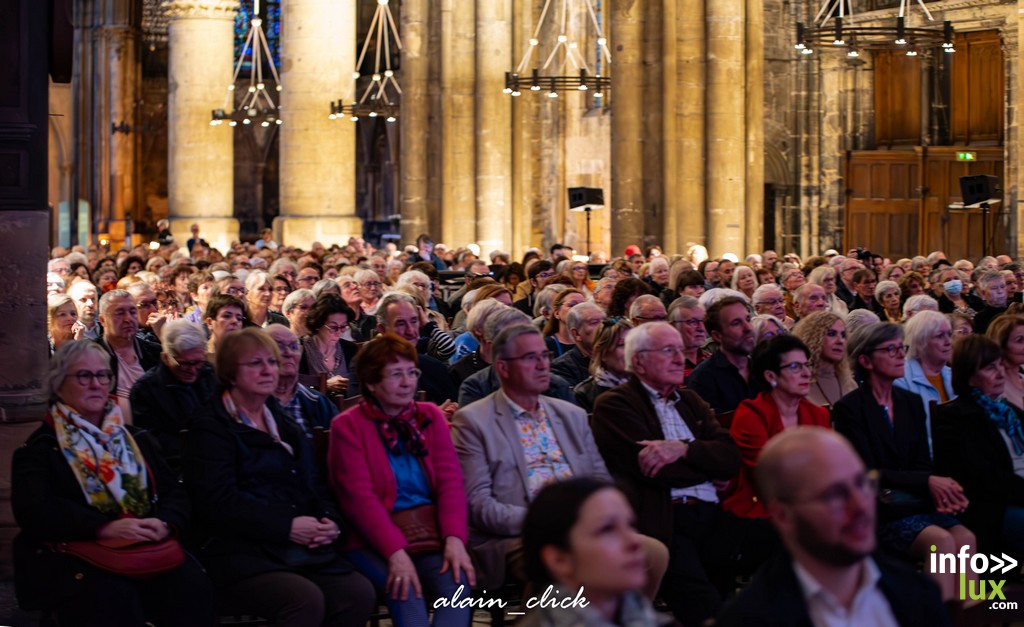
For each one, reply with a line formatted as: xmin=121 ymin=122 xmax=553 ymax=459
xmin=329 ymin=0 xmax=401 ymax=123
xmin=504 ymin=0 xmax=611 ymax=98
xmin=211 ymin=0 xmax=282 ymax=127
xmin=794 ymin=0 xmax=954 ymax=58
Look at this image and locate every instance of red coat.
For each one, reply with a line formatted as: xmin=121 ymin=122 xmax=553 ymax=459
xmin=722 ymin=392 xmax=831 ymax=518
xmin=328 ymin=401 xmax=468 ymax=557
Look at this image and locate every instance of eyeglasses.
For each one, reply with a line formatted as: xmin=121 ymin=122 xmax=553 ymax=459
xmin=671 ymin=317 xmax=705 ymax=327
xmin=323 ymin=323 xmax=349 ymax=334
xmin=500 ymin=351 xmax=553 ymax=365
xmin=571 ymin=266 xmax=587 ymax=272
xmin=638 ymin=346 xmax=685 ymax=358
xmin=535 ymin=271 xmax=555 ymax=280
xmin=73 ymin=370 xmax=113 ymax=385
xmin=273 ymin=286 xmax=291 ymax=294
xmin=297 ymin=275 xmax=318 ymax=283
xmin=137 ymin=299 xmax=158 ymax=309
xmin=382 ymin=367 xmax=422 ymax=381
xmin=781 ymin=470 xmax=879 ymax=513
xmin=633 ymin=314 xmax=667 ymax=322
xmin=170 ymin=357 xmax=205 ymax=370
xmin=778 ymin=361 xmax=810 ymax=373
xmin=274 ymin=340 xmax=301 ymax=353
xmin=872 ymin=344 xmax=909 ymax=357
xmin=361 ymin=281 xmax=382 ymax=288
xmin=225 ymin=287 xmax=247 ymax=296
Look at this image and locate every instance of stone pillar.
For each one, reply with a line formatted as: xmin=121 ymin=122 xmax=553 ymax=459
xmin=610 ymin=0 xmax=644 ymax=255
xmin=661 ymin=0 xmax=680 ymax=254
xmin=475 ymin=0 xmax=512 ymax=254
xmin=744 ymin=0 xmax=764 ymax=255
xmin=275 ymin=0 xmax=361 ymax=247
xmin=705 ymin=0 xmax=746 ymax=257
xmin=440 ymin=0 xmax=476 ymax=247
xmin=678 ymin=0 xmax=706 ymax=250
xmin=105 ymin=7 xmax=138 ymax=247
xmin=400 ymin=0 xmax=428 ymax=245
xmin=510 ymin=0 xmax=538 ymax=256
xmin=164 ymin=0 xmax=238 ymax=253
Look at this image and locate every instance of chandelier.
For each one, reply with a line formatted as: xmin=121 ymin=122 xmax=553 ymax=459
xmin=795 ymin=0 xmax=955 ymax=58
xmin=211 ymin=0 xmax=282 ymax=128
xmin=329 ymin=0 xmax=402 ymax=123
xmin=504 ymin=0 xmax=611 ymax=98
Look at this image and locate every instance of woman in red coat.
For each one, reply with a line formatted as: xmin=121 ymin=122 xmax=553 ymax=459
xmin=723 ymin=334 xmax=831 ymax=518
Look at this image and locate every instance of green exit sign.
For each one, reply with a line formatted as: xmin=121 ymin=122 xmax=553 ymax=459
xmin=957 ymin=151 xmax=977 ymax=161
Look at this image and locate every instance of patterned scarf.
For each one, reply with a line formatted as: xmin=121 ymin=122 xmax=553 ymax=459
xmin=222 ymin=391 xmax=294 ymax=456
xmin=593 ymin=366 xmax=628 ymax=390
xmin=973 ymin=387 xmax=1024 ymax=456
xmin=363 ymin=399 xmax=431 ymax=458
xmin=49 ymin=400 xmax=150 ymax=516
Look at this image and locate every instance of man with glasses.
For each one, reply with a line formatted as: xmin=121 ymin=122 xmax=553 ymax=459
xmin=592 ymin=322 xmax=770 ymax=627
xmin=668 ymin=296 xmax=711 ymax=378
xmin=295 ymin=265 xmax=322 ymax=290
xmin=837 ymin=257 xmax=864 ymax=308
xmin=717 ymin=427 xmax=948 ymax=627
xmin=687 ymin=296 xmax=760 ymax=413
xmin=131 ymin=319 xmax=216 ymax=472
xmin=752 ymin=284 xmax=795 ymax=329
xmin=551 ymin=301 xmax=606 ymax=387
xmin=512 ymin=260 xmax=556 ymax=316
xmin=629 ymin=294 xmax=668 ymax=327
xmin=850 ymin=269 xmax=884 ymax=317
xmin=126 ymin=281 xmax=166 ymax=344
xmin=267 ymin=324 xmax=335 ymax=439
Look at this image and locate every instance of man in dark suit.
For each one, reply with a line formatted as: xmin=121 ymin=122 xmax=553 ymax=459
xmin=717 ymin=427 xmax=950 ymax=627
xmin=550 ymin=301 xmax=606 ymax=387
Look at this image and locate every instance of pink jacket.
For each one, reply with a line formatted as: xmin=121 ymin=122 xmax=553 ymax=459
xmin=329 ymin=401 xmax=468 ymax=558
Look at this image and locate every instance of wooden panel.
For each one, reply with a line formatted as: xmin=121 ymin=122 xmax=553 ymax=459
xmin=845 ymin=152 xmax=920 ymax=259
xmin=951 ymin=31 xmax=1003 ymax=145
xmin=874 ymin=50 xmax=922 ymax=147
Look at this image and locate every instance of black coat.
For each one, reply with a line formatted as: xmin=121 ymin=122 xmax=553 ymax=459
xmin=717 ymin=553 xmax=950 ymax=627
xmin=550 ymin=347 xmax=590 ymax=388
xmin=685 ymin=349 xmax=760 ymax=414
xmin=183 ymin=391 xmax=351 ymax=587
xmin=933 ymin=395 xmax=1024 ymax=555
xmin=95 ymin=335 xmax=162 ymax=386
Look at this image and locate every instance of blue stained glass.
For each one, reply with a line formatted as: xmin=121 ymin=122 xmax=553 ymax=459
xmin=233 ymin=0 xmax=282 ymax=72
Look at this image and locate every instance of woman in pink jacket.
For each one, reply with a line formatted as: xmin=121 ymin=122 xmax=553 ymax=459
xmin=329 ymin=333 xmax=475 ymax=627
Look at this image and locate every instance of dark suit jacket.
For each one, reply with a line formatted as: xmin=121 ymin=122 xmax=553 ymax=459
xmin=512 ymin=295 xmax=535 ymax=317
xmin=550 ymin=346 xmax=590 ymax=388
xmin=934 ymin=395 xmax=1024 ymax=554
xmin=716 ymin=553 xmax=951 ymax=627
xmin=591 ymin=376 xmax=740 ymax=546
xmin=458 ymin=365 xmax=576 ymax=407
xmin=685 ymin=349 xmax=760 ymax=414
xmin=95 ymin=335 xmax=162 ymax=387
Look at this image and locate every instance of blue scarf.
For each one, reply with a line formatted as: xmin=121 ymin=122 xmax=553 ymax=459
xmin=972 ymin=387 xmax=1024 ymax=456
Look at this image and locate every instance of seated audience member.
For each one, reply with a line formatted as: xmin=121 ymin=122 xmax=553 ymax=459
xmin=591 ymin=321 xmax=771 ymax=626
xmin=731 ymin=265 xmax=758 ymax=300
xmin=686 ymin=296 xmax=760 ymax=413
xmin=875 ymin=280 xmax=903 ymax=323
xmin=514 ymin=260 xmax=556 ymax=316
xmin=371 ymin=292 xmax=458 ymax=413
xmin=899 ymin=272 xmax=928 ymax=303
xmin=97 ymin=289 xmax=161 ymax=423
xmin=849 ymin=269 xmax=884 ymax=316
xmin=451 ymin=324 xmax=667 ymax=594
xmin=449 ymin=299 xmax=508 ymax=387
xmin=752 ymin=284 xmax=794 ymax=331
xmin=949 ymin=312 xmax=973 ymax=339
xmin=894 ymin=310 xmax=955 ymax=448
xmin=299 ymin=294 xmax=358 ymax=397
xmin=396 ymin=269 xmax=456 ymax=327
xmin=807 ymin=264 xmax=849 ymax=316
xmin=550 ymin=301 xmax=606 ymax=388
xmin=845 ymin=307 xmax=881 ymax=339
xmin=987 ymin=314 xmax=1024 ymax=410
xmin=792 ymin=311 xmax=855 ymax=408
xmin=974 ymin=270 xmax=1009 ymax=333
xmin=574 ymin=318 xmax=633 ymax=413
xmin=246 ymin=270 xmax=289 ymax=328
xmin=935 ymin=267 xmax=981 ymax=318
xmin=130 ymin=319 xmax=216 ymax=471
xmin=724 ymin=335 xmax=831 ymax=519
xmin=335 ymin=275 xmax=374 ymax=340
xmin=203 ymin=293 xmax=246 ymax=356
xmin=48 ymin=293 xmax=81 ymax=354
xmin=392 ymin=288 xmax=458 ymax=362
xmin=184 ymin=270 xmax=215 ymax=325
xmin=519 ymin=479 xmax=662 ymax=627
xmin=751 ymin=314 xmax=787 ymax=345
xmin=283 ymin=288 xmax=316 ymax=338
xmin=716 ymin=427 xmax=951 ymax=627
xmin=184 ymin=328 xmax=375 ymax=627
xmin=329 ymin=334 xmax=475 ymax=627
xmin=543 ymin=288 xmax=586 ymax=357
xmin=126 ymin=281 xmax=165 ymax=344
xmin=268 ymin=324 xmax=337 ymax=438
xmin=607 ymin=278 xmax=652 ymax=318
xmin=68 ymin=280 xmax=102 ymax=340
xmin=833 ymin=322 xmax=975 ymax=601
xmin=935 ymin=334 xmax=1024 ymax=557
xmin=12 ymin=340 xmax=216 ymax=627
xmin=674 ymin=269 xmax=707 ymax=300
xmin=269 ymin=273 xmax=293 ymax=313
xmin=792 ymin=283 xmax=828 ymax=322
xmin=668 ymin=296 xmax=711 ymax=378
xmin=628 ymin=294 xmax=668 ymax=328
xmin=902 ymin=293 xmax=940 ymax=320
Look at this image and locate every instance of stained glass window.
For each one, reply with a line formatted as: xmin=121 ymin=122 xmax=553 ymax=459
xmin=233 ymin=0 xmax=282 ymax=72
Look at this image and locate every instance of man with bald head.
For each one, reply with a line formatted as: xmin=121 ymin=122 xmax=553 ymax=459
xmin=717 ymin=427 xmax=949 ymax=627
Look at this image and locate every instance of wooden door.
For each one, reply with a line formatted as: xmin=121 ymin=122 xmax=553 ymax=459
xmin=921 ymin=147 xmax=1003 ymax=260
xmin=845 ymin=151 xmax=921 ymax=259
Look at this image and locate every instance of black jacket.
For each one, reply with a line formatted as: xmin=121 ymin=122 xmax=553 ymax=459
xmin=685 ymin=349 xmax=760 ymax=414
xmin=183 ymin=392 xmax=351 ymax=587
xmin=449 ymin=349 xmax=488 ymax=390
xmin=550 ymin=347 xmax=590 ymax=388
xmin=717 ymin=553 xmax=950 ymax=627
xmin=96 ymin=335 xmax=162 ymax=386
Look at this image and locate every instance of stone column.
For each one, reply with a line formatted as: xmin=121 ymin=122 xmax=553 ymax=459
xmin=275 ymin=0 xmax=361 ymax=246
xmin=744 ymin=0 xmax=764 ymax=255
xmin=440 ymin=0 xmax=476 ymax=247
xmin=164 ymin=0 xmax=238 ymax=253
xmin=400 ymin=0 xmax=428 ymax=245
xmin=705 ymin=0 xmax=746 ymax=257
xmin=106 ymin=8 xmax=138 ymax=247
xmin=677 ymin=0 xmax=706 ymax=250
xmin=610 ymin=0 xmax=644 ymax=255
xmin=661 ymin=0 xmax=680 ymax=254
xmin=475 ymin=0 xmax=512 ymax=254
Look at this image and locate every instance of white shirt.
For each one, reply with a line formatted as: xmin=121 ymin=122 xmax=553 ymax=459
xmin=792 ymin=558 xmax=899 ymax=627
xmin=640 ymin=381 xmax=718 ymax=503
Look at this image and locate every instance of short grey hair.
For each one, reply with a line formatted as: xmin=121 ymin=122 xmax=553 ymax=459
xmin=354 ymin=269 xmax=379 ymax=285
xmin=161 ymin=319 xmax=208 ymax=358
xmin=807 ymin=265 xmax=836 ymax=286
xmin=282 ymin=288 xmax=315 ymax=314
xmin=978 ymin=271 xmax=1004 ymax=290
xmin=698 ymin=287 xmax=749 ymax=310
xmin=848 ymin=322 xmax=903 ymax=380
xmin=98 ymin=289 xmax=133 ymax=318
xmin=268 ymin=258 xmax=298 ymax=276
xmin=667 ymin=295 xmax=701 ymax=319
xmin=312 ymin=279 xmax=340 ymax=297
xmin=534 ymin=284 xmax=567 ymax=318
xmin=49 ymin=340 xmax=113 ymax=400
xmin=752 ymin=284 xmax=781 ymax=306
xmin=244 ymin=270 xmax=270 ymax=293
xmin=624 ymin=321 xmax=672 ymax=372
xmin=752 ymin=314 xmax=786 ymax=341
xmin=904 ymin=310 xmax=950 ymax=360
xmin=483 ymin=307 xmax=532 ymax=342
xmin=844 ymin=308 xmax=881 ymax=339
xmin=874 ymin=280 xmax=900 ymax=301
xmin=376 ymin=291 xmax=417 ymax=326
xmin=629 ymin=295 xmax=663 ymax=320
xmin=467 ymin=299 xmax=508 ymax=337
xmin=567 ymin=301 xmax=605 ymax=332
xmin=47 ymin=257 xmax=68 ymax=272
xmin=492 ymin=324 xmax=543 ymax=361
xmin=397 ymin=270 xmax=431 ymax=287
xmin=903 ymin=294 xmax=939 ymax=319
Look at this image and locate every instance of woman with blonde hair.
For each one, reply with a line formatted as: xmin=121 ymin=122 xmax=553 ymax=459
xmin=807 ymin=264 xmax=849 ymax=316
xmin=48 ymin=293 xmax=82 ymax=354
xmin=792 ymin=310 xmax=856 ymax=408
xmin=730 ymin=264 xmax=758 ymax=300
xmin=987 ymin=314 xmax=1024 ymax=410
xmin=245 ymin=270 xmax=289 ymax=328
xmin=573 ymin=319 xmax=632 ymax=413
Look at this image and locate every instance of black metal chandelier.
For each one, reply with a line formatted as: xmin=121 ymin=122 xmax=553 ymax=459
xmin=328 ymin=0 xmax=401 ymax=123
xmin=211 ymin=0 xmax=283 ymax=128
xmin=795 ymin=0 xmax=955 ymax=58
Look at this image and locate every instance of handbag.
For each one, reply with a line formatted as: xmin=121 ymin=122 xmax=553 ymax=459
xmin=48 ymin=537 xmax=185 ymax=579
xmin=878 ymin=488 xmax=931 ymax=520
xmin=390 ymin=504 xmax=442 ymax=555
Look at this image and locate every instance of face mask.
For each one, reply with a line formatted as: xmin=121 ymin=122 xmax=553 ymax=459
xmin=944 ymin=279 xmax=963 ymax=297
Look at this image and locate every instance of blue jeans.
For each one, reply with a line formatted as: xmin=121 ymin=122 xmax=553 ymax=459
xmin=345 ymin=549 xmax=471 ymax=627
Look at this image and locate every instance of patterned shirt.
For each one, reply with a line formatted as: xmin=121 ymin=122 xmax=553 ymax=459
xmin=507 ymin=397 xmax=574 ymax=499
xmin=640 ymin=381 xmax=719 ymax=503
xmin=280 ymin=383 xmax=320 ymax=438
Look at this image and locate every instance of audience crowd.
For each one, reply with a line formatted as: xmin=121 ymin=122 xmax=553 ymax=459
xmin=18 ymin=228 xmax=1024 ymax=626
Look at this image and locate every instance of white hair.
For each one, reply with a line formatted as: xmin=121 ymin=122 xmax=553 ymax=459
xmin=902 ymin=294 xmax=939 ymax=319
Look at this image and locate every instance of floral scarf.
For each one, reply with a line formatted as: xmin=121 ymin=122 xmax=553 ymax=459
xmin=49 ymin=400 xmax=150 ymax=516
xmin=363 ymin=399 xmax=431 ymax=458
xmin=222 ymin=391 xmax=294 ymax=456
xmin=973 ymin=387 xmax=1024 ymax=456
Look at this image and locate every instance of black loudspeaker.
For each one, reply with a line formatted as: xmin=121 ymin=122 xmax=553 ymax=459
xmin=568 ymin=187 xmax=605 ymax=209
xmin=959 ymin=175 xmax=999 ymax=206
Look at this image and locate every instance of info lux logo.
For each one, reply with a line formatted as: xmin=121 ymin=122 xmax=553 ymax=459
xmin=930 ymin=545 xmax=1018 ymax=601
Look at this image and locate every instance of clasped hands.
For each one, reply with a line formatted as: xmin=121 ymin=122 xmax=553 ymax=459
xmin=289 ymin=516 xmax=341 ymax=548
xmin=928 ymin=475 xmax=969 ymax=515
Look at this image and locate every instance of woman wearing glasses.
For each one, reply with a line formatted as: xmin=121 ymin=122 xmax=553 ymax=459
xmin=833 ymin=322 xmax=975 ymax=601
xmin=12 ymin=340 xmax=216 ymax=626
xmin=723 ymin=335 xmax=830 ymax=519
xmin=562 ymin=260 xmax=594 ymax=297
xmin=300 ymin=294 xmax=359 ymax=397
xmin=574 ymin=318 xmax=632 ymax=413
xmin=330 ymin=334 xmax=475 ymax=627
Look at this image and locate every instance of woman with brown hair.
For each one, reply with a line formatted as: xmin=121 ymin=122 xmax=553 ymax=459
xmin=542 ymin=288 xmax=586 ymax=358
